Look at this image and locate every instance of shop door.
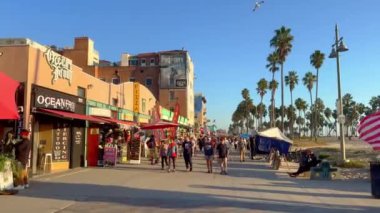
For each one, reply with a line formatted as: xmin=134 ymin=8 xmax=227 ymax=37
xmin=70 ymin=127 xmax=84 ymax=168
xmin=87 ymin=128 xmax=100 ymax=167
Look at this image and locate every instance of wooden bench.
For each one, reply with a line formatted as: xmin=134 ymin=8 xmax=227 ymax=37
xmin=310 ymin=161 xmax=340 ymax=180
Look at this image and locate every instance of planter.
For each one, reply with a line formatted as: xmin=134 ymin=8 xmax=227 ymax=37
xmin=0 ymin=160 xmax=14 ymax=191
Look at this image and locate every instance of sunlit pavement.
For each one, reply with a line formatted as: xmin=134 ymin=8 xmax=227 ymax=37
xmin=1 ymin=150 xmax=380 ymax=213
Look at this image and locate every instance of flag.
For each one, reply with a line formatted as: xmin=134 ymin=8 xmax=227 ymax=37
xmin=358 ymin=111 xmax=380 ymax=151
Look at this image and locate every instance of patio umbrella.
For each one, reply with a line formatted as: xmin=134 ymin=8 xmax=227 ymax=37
xmin=0 ymin=72 xmax=20 ymax=120
xmin=140 ymin=120 xmax=178 ymax=130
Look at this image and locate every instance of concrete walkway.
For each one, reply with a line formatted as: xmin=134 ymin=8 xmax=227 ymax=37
xmin=1 ymin=150 xmax=379 ymax=213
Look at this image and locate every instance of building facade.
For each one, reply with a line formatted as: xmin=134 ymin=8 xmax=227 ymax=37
xmin=194 ymin=93 xmax=207 ymax=135
xmin=58 ymin=37 xmax=195 ymax=128
xmin=0 ymin=38 xmax=157 ymax=174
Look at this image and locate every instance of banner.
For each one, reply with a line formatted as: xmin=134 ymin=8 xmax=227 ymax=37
xmin=133 ymin=83 xmax=140 ymax=113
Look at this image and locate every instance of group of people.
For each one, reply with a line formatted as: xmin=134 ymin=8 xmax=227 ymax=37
xmin=145 ymin=134 xmax=256 ymax=175
xmin=0 ymin=129 xmax=32 ymax=190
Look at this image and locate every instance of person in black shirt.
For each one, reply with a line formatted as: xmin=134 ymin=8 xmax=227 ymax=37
xmin=216 ymin=138 xmax=229 ymax=175
xmin=182 ymin=136 xmax=193 ymax=172
xmin=14 ymin=129 xmax=32 ymax=189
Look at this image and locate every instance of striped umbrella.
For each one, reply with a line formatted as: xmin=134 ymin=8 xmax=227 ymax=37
xmin=358 ymin=111 xmax=380 ymax=151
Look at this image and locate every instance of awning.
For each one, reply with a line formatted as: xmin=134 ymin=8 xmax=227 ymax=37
xmin=140 ymin=120 xmax=178 ymax=130
xmin=95 ymin=116 xmax=135 ymax=126
xmin=37 ymin=108 xmax=105 ymax=123
xmin=0 ymin=72 xmax=20 ymax=120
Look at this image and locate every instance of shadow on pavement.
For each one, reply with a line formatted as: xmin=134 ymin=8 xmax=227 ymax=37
xmin=16 ymin=181 xmax=380 ymax=212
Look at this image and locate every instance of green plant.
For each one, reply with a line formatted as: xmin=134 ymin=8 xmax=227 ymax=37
xmin=0 ymin=154 xmax=21 ymax=179
xmin=0 ymin=155 xmax=8 ymax=171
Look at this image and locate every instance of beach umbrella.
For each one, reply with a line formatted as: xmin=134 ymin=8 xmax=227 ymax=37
xmin=0 ymin=72 xmax=20 ymax=120
xmin=358 ymin=111 xmax=380 ymax=151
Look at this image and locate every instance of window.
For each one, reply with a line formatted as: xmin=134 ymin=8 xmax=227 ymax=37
xmin=77 ymin=87 xmax=86 ymax=98
xmin=129 ymin=59 xmax=138 ymax=66
xmin=129 ymin=78 xmax=135 ymax=82
xmin=169 ymin=91 xmax=175 ymax=101
xmin=112 ymin=98 xmax=118 ymax=106
xmin=142 ymin=99 xmax=146 ymax=113
xmin=112 ymin=77 xmax=120 ymax=85
xmin=145 ymin=78 xmax=153 ymax=87
xmin=150 ymin=58 xmax=155 ymax=66
xmin=141 ymin=58 xmax=146 ymax=66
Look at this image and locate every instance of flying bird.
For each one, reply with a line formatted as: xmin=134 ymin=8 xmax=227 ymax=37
xmin=253 ymin=1 xmax=265 ymax=12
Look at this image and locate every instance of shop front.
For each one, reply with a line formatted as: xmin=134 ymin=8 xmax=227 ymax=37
xmin=31 ymin=85 xmax=94 ymax=173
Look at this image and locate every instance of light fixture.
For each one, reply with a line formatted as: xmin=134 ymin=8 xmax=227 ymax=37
xmin=329 ymin=48 xmax=337 ymax=58
xmin=87 ymin=84 xmax=93 ymax=89
xmin=0 ymin=52 xmax=3 ymax=56
xmin=337 ymin=40 xmax=349 ymax=52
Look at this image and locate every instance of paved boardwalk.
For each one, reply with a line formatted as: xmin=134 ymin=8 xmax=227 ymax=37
xmin=1 ymin=150 xmax=380 ymax=213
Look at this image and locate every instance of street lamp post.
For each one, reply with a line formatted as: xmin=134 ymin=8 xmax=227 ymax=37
xmin=329 ymin=24 xmax=349 ymax=162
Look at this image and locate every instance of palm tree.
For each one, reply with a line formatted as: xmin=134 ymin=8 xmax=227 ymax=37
xmin=268 ymin=80 xmax=279 ymax=127
xmin=256 ymin=78 xmax=268 ymax=130
xmin=302 ymin=71 xmax=316 ymax=137
xmin=266 ymin=52 xmax=279 ymax=127
xmin=295 ymin=98 xmax=303 ymax=137
xmin=285 ymin=71 xmax=298 ymax=138
xmin=270 ymin=26 xmax=294 ymax=131
xmin=310 ymin=50 xmax=325 ymax=140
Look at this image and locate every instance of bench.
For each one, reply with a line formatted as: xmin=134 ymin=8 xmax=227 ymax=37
xmin=310 ymin=161 xmax=340 ymax=180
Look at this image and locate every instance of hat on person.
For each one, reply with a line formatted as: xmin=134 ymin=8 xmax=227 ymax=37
xmin=20 ymin=129 xmax=30 ymax=136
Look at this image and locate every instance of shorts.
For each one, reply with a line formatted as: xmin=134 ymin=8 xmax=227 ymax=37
xmin=205 ymin=155 xmax=214 ymax=160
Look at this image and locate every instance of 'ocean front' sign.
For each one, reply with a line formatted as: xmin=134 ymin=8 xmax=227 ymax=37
xmin=44 ymin=48 xmax=73 ymax=86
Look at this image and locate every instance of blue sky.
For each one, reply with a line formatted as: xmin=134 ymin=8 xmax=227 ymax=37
xmin=2 ymin=0 xmax=380 ymax=129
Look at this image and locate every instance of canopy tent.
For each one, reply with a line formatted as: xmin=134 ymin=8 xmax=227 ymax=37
xmin=140 ymin=120 xmax=178 ymax=130
xmin=255 ymin=127 xmax=293 ymax=154
xmin=0 ymin=72 xmax=20 ymax=120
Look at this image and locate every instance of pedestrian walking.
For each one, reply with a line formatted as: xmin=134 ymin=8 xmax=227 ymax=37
xmin=238 ymin=138 xmax=247 ymax=162
xmin=204 ymin=137 xmax=214 ymax=173
xmin=147 ymin=135 xmax=158 ymax=165
xmin=159 ymin=140 xmax=169 ymax=170
xmin=182 ymin=136 xmax=193 ymax=172
xmin=167 ymin=139 xmax=178 ymax=172
xmin=249 ymin=136 xmax=256 ymax=160
xmin=234 ymin=138 xmax=238 ymax=150
xmin=14 ymin=129 xmax=32 ymax=190
xmin=216 ymin=138 xmax=229 ymax=175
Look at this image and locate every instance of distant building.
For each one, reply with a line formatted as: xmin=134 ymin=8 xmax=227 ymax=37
xmin=60 ymin=37 xmax=195 ymax=127
xmin=194 ymin=93 xmax=207 ymax=135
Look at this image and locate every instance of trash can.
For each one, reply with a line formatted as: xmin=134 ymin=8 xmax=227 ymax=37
xmin=370 ymin=161 xmax=380 ymax=198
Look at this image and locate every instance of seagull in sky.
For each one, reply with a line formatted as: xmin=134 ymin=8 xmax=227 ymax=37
xmin=253 ymin=1 xmax=265 ymax=12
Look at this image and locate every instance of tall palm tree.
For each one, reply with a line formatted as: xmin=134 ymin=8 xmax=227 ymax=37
xmin=285 ymin=71 xmax=298 ymax=138
xmin=303 ymin=72 xmax=316 ymax=138
xmin=310 ymin=50 xmax=325 ymax=140
xmin=270 ymin=26 xmax=294 ymax=131
xmin=268 ymin=79 xmax=279 ymax=127
xmin=256 ymin=78 xmax=268 ymax=130
xmin=266 ymin=52 xmax=279 ymax=127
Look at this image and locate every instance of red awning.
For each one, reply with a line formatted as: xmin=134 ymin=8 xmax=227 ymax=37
xmin=0 ymin=72 xmax=20 ymax=120
xmin=95 ymin=116 xmax=135 ymax=126
xmin=38 ymin=108 xmax=105 ymax=123
xmin=141 ymin=120 xmax=178 ymax=130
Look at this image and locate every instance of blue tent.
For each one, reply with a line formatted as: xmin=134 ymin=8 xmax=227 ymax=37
xmin=255 ymin=128 xmax=293 ymax=155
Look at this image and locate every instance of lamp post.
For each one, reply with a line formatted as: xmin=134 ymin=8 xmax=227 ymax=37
xmin=329 ymin=24 xmax=349 ymax=162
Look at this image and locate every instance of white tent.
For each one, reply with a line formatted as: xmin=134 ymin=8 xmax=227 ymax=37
xmin=257 ymin=127 xmax=293 ymax=144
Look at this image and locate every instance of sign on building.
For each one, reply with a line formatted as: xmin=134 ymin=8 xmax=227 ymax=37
xmin=44 ymin=48 xmax=73 ymax=86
